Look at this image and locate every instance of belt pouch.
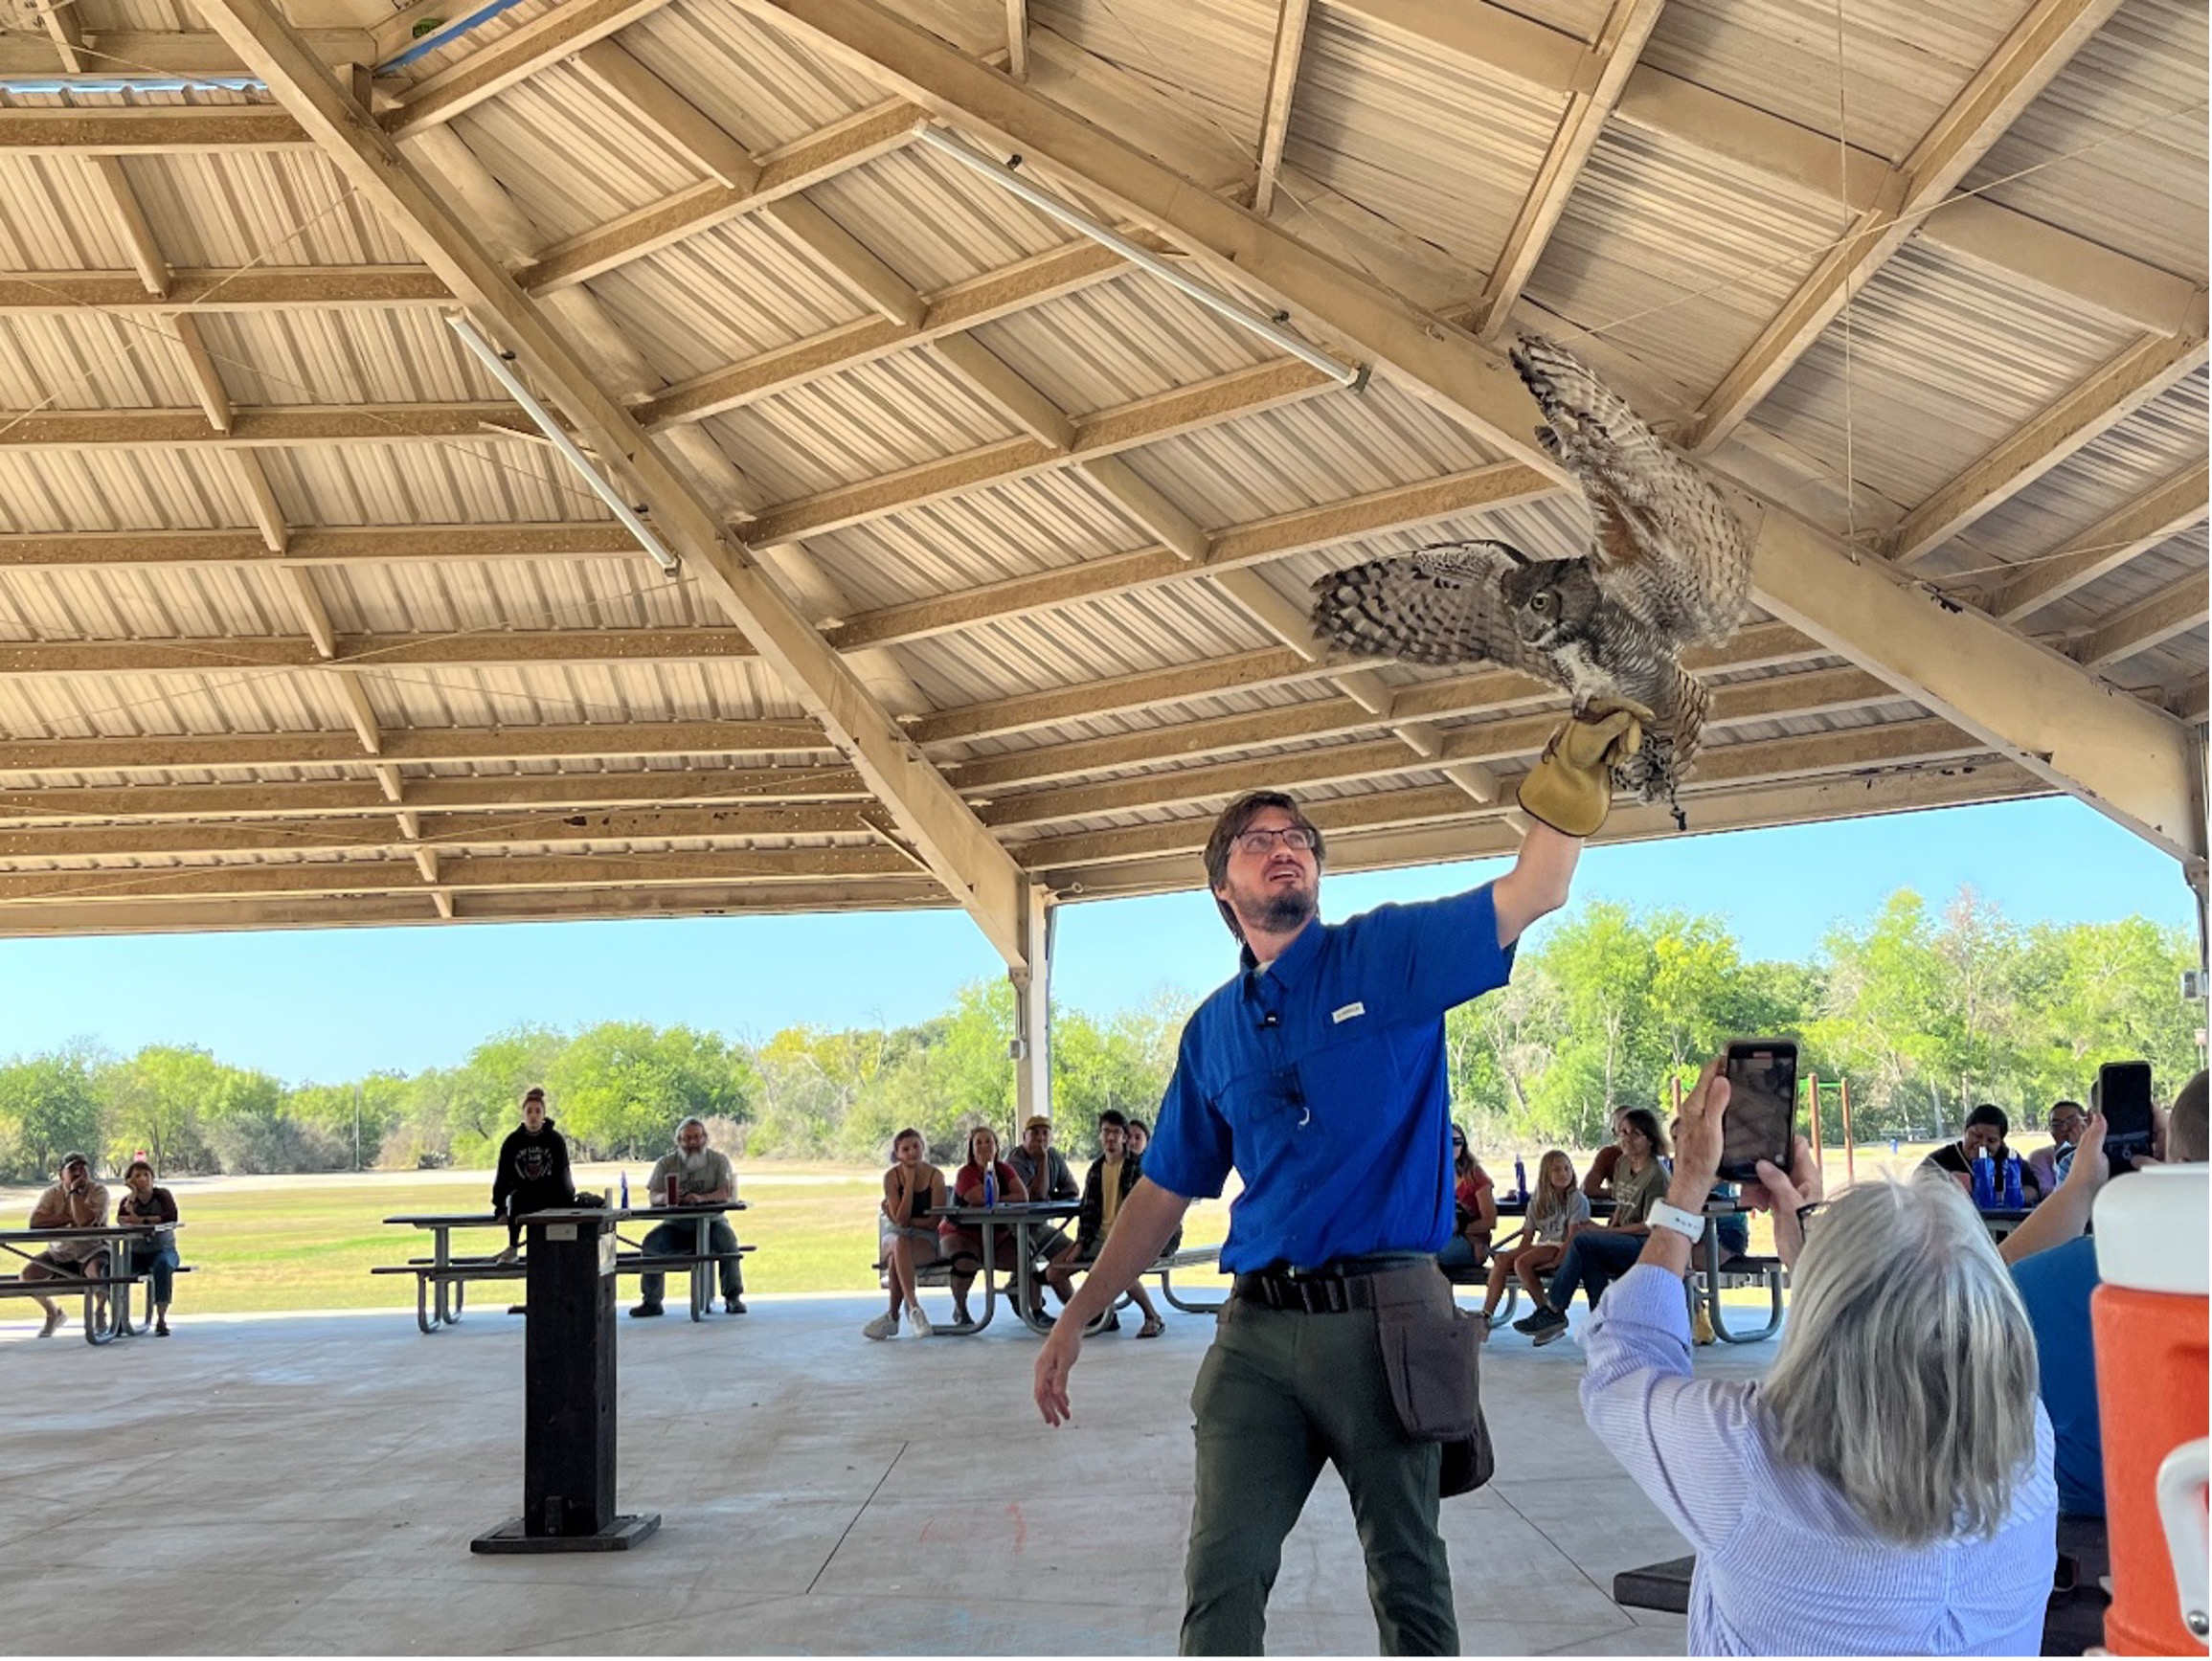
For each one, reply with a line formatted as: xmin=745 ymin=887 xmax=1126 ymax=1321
xmin=1374 ymin=1296 xmax=1480 ymax=1441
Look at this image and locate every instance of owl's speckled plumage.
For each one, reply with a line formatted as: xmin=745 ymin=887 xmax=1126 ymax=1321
xmin=1309 ymin=336 xmax=1750 ymax=821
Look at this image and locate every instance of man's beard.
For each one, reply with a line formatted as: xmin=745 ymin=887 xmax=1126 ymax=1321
xmin=1235 ymin=881 xmax=1317 ymax=937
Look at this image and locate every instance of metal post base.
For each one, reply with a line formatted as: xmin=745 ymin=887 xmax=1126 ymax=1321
xmin=470 ymin=1513 xmax=661 ymax=1554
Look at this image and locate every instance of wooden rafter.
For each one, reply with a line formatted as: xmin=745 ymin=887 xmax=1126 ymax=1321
xmin=193 ymin=0 xmax=1039 ymax=969
xmin=0 ymin=108 xmax=309 ymax=151
xmin=1252 ymin=0 xmax=1313 ymax=218
xmin=0 ymin=268 xmax=450 ymax=313
xmin=1993 ymin=460 xmax=2209 ymax=622
xmin=2076 ymin=574 xmax=2210 ymax=670
xmin=376 ymin=0 xmax=679 ymax=141
xmin=0 ymin=628 xmax=756 ymax=675
xmin=1682 ymin=0 xmax=2126 ymax=453
xmin=1470 ymin=0 xmax=1664 ymax=341
xmin=1887 ymin=327 xmax=2209 ymax=566
xmin=0 ymin=404 xmax=529 ymax=448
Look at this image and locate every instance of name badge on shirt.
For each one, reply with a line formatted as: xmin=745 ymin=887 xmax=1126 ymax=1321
xmin=1331 ymin=1001 xmax=1366 ymax=1024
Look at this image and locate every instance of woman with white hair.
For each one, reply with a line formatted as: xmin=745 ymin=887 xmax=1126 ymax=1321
xmin=1581 ymin=1060 xmax=2057 ymax=1654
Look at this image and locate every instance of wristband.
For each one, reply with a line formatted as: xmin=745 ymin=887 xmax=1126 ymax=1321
xmin=1647 ymin=1200 xmax=1705 ymax=1242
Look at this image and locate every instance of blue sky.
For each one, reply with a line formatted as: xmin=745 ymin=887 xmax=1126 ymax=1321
xmin=0 ymin=795 xmax=2195 ymax=1085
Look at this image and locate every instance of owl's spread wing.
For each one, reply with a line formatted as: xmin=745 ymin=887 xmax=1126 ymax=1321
xmin=1510 ymin=334 xmax=1751 ymax=644
xmin=1309 ymin=546 xmax=1545 ymax=673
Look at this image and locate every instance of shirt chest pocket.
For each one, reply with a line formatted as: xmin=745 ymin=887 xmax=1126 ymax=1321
xmin=1221 ymin=1021 xmax=1406 ymax=1134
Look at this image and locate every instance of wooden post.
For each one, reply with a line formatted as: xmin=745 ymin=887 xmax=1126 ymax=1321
xmin=1839 ymin=1076 xmax=1857 ymax=1182
xmin=1805 ymin=1072 xmax=1825 ymax=1184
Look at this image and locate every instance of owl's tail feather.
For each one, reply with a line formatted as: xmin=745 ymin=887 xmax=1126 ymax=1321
xmin=1609 ymin=662 xmax=1707 ymax=826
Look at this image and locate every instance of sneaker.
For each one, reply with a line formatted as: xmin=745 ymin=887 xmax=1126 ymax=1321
xmin=153 ymin=1319 xmax=169 ymax=1336
xmin=1691 ymin=1305 xmax=1716 ymax=1346
xmin=1511 ymin=1307 xmax=1554 ymax=1335
xmin=907 ymin=1305 xmax=934 ymax=1338
xmin=37 ymin=1307 xmax=65 ymax=1338
xmin=628 ymin=1302 xmax=664 ymax=1319
xmin=492 ymin=1244 xmax=519 ymax=1265
xmin=724 ymin=1297 xmax=747 ymax=1315
xmin=507 ymin=1305 xmax=529 ymax=1316
xmin=1528 ymin=1310 xmax=1571 ymax=1346
xmin=862 ymin=1311 xmax=899 ymax=1340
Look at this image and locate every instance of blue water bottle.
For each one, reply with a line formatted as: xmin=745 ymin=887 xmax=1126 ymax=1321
xmin=1513 ymin=1156 xmax=1527 ymax=1203
xmin=1971 ymin=1152 xmax=1996 ymax=1210
xmin=2002 ymin=1153 xmax=2023 ymax=1209
xmin=982 ymin=1168 xmax=998 ymax=1208
xmin=619 ymin=1171 xmax=629 ymax=1210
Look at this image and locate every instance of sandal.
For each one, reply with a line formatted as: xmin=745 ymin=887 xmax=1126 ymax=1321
xmin=1137 ymin=1315 xmax=1165 ymax=1339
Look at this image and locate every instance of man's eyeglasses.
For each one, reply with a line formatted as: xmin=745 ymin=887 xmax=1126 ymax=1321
xmin=1234 ymin=825 xmax=1318 ymax=857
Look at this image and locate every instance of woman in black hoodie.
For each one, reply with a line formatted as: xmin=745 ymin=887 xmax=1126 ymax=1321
xmin=491 ymin=1088 xmax=575 ymax=1262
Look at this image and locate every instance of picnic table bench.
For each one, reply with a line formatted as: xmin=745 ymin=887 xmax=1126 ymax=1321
xmin=377 ymin=1204 xmax=752 ymax=1334
xmin=897 ymin=1201 xmax=1225 ymax=1336
xmin=0 ymin=1223 xmax=192 ymax=1346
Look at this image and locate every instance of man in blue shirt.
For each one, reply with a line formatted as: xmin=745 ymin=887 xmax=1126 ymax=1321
xmin=1033 ymin=700 xmax=1642 ymax=1655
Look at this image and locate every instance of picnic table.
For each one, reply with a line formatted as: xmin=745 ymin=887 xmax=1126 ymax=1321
xmin=378 ymin=1203 xmax=751 ymax=1334
xmin=921 ymin=1200 xmax=1226 ymax=1336
xmin=0 ymin=1222 xmax=189 ymax=1346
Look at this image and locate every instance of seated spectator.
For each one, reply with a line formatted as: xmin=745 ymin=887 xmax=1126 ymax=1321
xmin=2027 ymin=1099 xmax=2087 ymax=1199
xmin=1920 ymin=1104 xmax=2045 ymax=1204
xmin=1580 ymin=1059 xmax=2058 ymax=1654
xmin=1480 ymin=1149 xmax=1587 ymax=1322
xmin=1071 ymin=1110 xmax=1164 ymax=1338
xmin=114 ymin=1157 xmax=181 ymax=1336
xmin=1582 ymin=1110 xmax=1632 ymax=1200
xmin=1436 ymin=1125 xmax=1497 ymax=1272
xmin=2002 ymin=1069 xmax=2202 ymax=1519
xmin=490 ymin=1087 xmax=574 ymax=1264
xmin=635 ymin=1116 xmax=745 ymax=1318
xmin=866 ymin=1128 xmax=946 ymax=1339
xmin=21 ymin=1152 xmax=111 ymax=1338
xmin=1513 ymin=1108 xmax=1669 ymax=1345
xmin=936 ymin=1124 xmax=1029 ymax=1327
xmin=1008 ymin=1114 xmax=1080 ymax=1318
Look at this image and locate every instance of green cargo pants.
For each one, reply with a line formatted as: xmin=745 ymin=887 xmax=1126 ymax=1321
xmin=1181 ymin=1290 xmax=1456 ymax=1655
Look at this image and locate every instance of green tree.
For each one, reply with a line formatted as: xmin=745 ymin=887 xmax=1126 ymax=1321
xmin=546 ymin=1021 xmax=755 ymax=1158
xmin=96 ymin=1044 xmax=217 ymax=1175
xmin=0 ymin=1048 xmax=103 ymax=1181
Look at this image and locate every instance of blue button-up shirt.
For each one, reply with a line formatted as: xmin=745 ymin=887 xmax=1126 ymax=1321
xmin=1142 ymin=885 xmax=1515 ymax=1272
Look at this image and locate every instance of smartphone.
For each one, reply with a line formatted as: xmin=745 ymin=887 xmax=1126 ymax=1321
xmin=2095 ymin=1061 xmax=2155 ymax=1173
xmin=1718 ymin=1040 xmax=1799 ymax=1182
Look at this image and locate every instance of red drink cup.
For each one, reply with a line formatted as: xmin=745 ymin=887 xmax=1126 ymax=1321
xmin=665 ymin=1172 xmax=682 ymax=1208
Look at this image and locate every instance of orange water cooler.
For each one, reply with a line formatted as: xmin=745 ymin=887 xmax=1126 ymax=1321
xmin=2092 ymin=1164 xmax=2210 ymax=1654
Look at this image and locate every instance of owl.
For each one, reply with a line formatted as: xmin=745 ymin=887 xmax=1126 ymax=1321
xmin=1309 ymin=335 xmax=1752 ymax=822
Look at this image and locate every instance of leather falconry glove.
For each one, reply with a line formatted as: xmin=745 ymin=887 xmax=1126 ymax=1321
xmin=1515 ymin=697 xmax=1650 ymax=838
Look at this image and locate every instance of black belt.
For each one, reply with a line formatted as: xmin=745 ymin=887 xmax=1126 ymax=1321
xmin=1233 ymin=1254 xmax=1438 ymax=1313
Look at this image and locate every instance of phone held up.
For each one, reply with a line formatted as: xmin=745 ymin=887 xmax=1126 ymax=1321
xmin=1718 ymin=1039 xmax=1799 ymax=1183
xmin=2094 ymin=1060 xmax=2156 ymax=1174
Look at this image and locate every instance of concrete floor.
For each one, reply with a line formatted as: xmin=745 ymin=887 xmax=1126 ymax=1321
xmin=0 ymin=1290 xmax=1749 ymax=1655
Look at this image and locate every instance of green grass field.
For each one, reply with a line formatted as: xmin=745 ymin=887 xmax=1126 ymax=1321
xmin=0 ymin=1140 xmax=1953 ymax=1316
xmin=0 ymin=1162 xmax=1234 ymax=1315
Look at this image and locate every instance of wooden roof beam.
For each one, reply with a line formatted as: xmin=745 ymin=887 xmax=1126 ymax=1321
xmin=1682 ymin=0 xmax=2126 ymax=453
xmin=199 ymin=0 xmax=1037 ymax=969
xmin=730 ymin=0 xmax=2199 ymax=867
xmin=0 ymin=626 xmax=755 ymax=676
xmin=0 ymin=766 xmax=874 ymax=827
xmin=0 ymin=27 xmax=371 ymax=74
xmin=510 ymin=101 xmax=924 ymax=293
xmin=1886 ymin=326 xmax=2209 ymax=566
xmin=1252 ymin=0 xmax=1312 ymax=218
xmin=1992 ymin=460 xmax=2209 ymax=621
xmin=377 ymin=0 xmax=679 ymax=141
xmin=1469 ymin=0 xmax=1663 ymax=341
xmin=0 ymin=268 xmax=450 ymax=313
xmin=0 ymin=403 xmax=529 ymax=449
xmin=2075 ymin=574 xmax=2210 ymax=670
xmin=0 ymin=523 xmax=644 ymax=568
xmin=0 ymin=718 xmax=829 ymax=775
xmin=0 ymin=108 xmax=309 ymax=152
